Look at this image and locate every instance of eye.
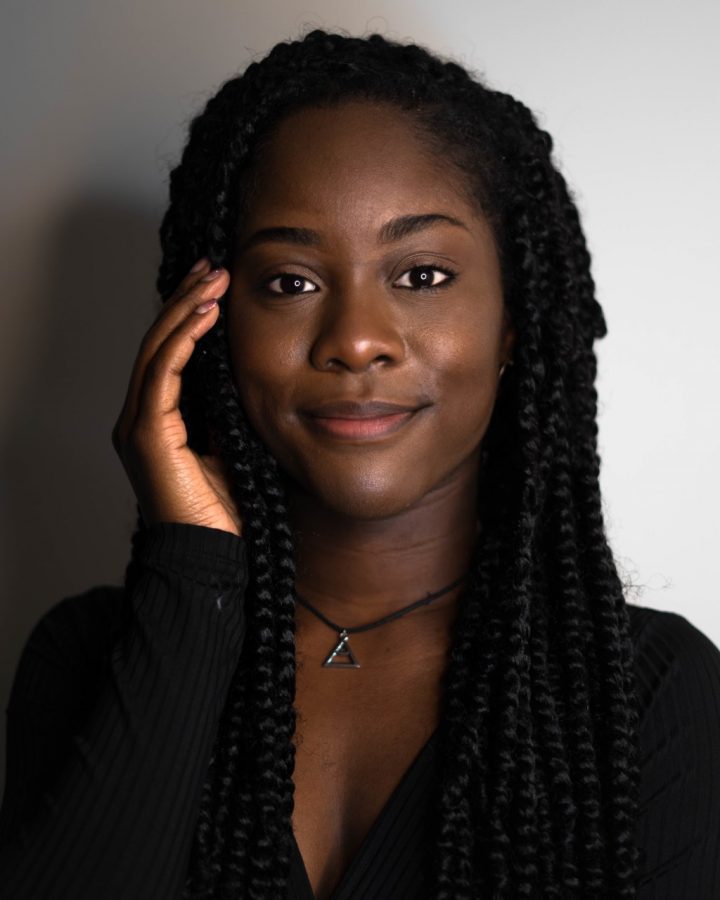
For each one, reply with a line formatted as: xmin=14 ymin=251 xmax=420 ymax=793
xmin=264 ymin=273 xmax=319 ymax=295
xmin=393 ymin=265 xmax=456 ymax=290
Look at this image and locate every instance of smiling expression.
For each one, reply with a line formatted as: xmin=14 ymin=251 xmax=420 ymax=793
xmin=226 ymin=100 xmax=513 ymax=521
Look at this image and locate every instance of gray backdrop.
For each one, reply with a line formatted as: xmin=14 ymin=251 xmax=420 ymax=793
xmin=2 ymin=0 xmax=719 ymax=799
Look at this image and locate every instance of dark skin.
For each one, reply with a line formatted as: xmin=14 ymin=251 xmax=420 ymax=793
xmin=226 ymin=100 xmax=514 ymax=899
xmin=115 ymin=98 xmax=512 ymax=898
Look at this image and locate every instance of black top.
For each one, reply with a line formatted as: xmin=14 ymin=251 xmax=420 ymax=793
xmin=1 ymin=523 xmax=719 ymax=898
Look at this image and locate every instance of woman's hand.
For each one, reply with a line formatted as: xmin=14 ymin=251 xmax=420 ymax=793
xmin=112 ymin=259 xmax=242 ymax=537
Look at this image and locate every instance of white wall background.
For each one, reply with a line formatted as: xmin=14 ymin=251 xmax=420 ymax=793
xmin=2 ymin=0 xmax=719 ymax=797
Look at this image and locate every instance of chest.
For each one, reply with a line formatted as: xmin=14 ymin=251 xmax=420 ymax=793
xmin=291 ymin=645 xmax=443 ymax=900
xmin=292 ymin=719 xmax=437 ymax=900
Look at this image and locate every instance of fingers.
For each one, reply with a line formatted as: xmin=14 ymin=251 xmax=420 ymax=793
xmin=143 ymin=260 xmax=227 ymax=362
xmin=137 ymin=296 xmax=219 ymax=424
xmin=112 ymin=259 xmax=245 ymax=537
xmin=113 ymin=260 xmax=229 ymax=448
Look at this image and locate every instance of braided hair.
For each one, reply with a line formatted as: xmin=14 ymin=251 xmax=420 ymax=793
xmin=136 ymin=29 xmax=640 ymax=898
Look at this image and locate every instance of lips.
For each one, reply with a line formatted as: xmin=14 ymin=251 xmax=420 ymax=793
xmin=302 ymin=400 xmax=420 ymax=418
xmin=301 ymin=399 xmax=427 ymax=440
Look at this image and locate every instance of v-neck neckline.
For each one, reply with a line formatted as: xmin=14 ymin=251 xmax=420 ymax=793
xmin=289 ymin=724 xmax=441 ymax=900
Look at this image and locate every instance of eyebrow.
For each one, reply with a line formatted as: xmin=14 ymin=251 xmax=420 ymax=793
xmin=236 ymin=213 xmax=469 ymax=255
xmin=379 ymin=213 xmax=469 ymax=243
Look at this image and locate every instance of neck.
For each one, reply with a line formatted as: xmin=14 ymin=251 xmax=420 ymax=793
xmin=287 ymin=476 xmax=479 ymax=641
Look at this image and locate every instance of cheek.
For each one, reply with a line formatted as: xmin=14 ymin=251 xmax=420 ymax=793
xmin=227 ymin=319 xmax=303 ymax=446
xmin=429 ymin=314 xmax=504 ymax=436
xmin=429 ymin=309 xmax=504 ymax=389
xmin=232 ymin=354 xmax=287 ymax=425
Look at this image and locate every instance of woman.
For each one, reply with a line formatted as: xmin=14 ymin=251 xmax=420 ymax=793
xmin=1 ymin=29 xmax=719 ymax=900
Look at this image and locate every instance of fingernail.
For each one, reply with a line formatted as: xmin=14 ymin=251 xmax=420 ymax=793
xmin=190 ymin=258 xmax=209 ymax=273
xmin=195 ymin=299 xmax=218 ymax=314
xmin=200 ymin=268 xmax=223 ymax=282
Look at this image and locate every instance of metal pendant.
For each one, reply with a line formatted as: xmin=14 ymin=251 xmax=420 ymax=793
xmin=322 ymin=629 xmax=360 ymax=668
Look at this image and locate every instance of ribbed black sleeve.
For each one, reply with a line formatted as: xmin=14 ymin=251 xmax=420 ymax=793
xmin=631 ymin=607 xmax=720 ymax=896
xmin=0 ymin=522 xmax=248 ymax=900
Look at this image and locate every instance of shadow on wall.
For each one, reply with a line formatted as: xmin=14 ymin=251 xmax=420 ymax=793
xmin=0 ymin=197 xmax=161 ymax=800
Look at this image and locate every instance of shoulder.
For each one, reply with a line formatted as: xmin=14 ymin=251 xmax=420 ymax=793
xmin=26 ymin=584 xmax=126 ymax=657
xmin=627 ymin=604 xmax=720 ymax=888
xmin=9 ymin=585 xmax=127 ymax=713
xmin=626 ymin=603 xmax=720 ymax=730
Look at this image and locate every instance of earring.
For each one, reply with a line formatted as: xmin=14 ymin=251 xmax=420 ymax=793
xmin=499 ymin=359 xmax=513 ymax=379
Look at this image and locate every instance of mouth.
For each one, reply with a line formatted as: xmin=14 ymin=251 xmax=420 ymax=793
xmin=300 ymin=400 xmax=427 ymax=441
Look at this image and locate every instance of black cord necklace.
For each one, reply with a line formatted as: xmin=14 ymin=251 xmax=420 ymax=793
xmin=296 ymin=572 xmax=468 ymax=668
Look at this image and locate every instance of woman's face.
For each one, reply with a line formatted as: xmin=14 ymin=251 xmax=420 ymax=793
xmin=226 ymin=100 xmax=513 ymax=520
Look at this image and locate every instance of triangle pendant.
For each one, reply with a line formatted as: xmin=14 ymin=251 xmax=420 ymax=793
xmin=322 ymin=629 xmax=360 ymax=668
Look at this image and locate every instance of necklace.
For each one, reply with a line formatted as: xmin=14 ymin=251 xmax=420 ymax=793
xmin=295 ymin=573 xmax=467 ymax=668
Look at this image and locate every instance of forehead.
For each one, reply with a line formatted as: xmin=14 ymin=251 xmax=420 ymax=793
xmin=239 ymin=100 xmax=476 ymax=228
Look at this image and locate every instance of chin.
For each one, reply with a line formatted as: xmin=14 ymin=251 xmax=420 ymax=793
xmin=290 ymin=467 xmax=424 ymax=522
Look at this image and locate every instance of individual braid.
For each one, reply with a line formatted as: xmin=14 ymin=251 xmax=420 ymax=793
xmin=508 ymin=121 xmax=610 ymax=893
xmin=536 ymin=147 xmax=640 ymax=896
xmin=132 ymin=29 xmax=642 ymax=898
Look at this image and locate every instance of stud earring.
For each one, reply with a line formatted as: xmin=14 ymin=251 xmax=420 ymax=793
xmin=499 ymin=359 xmax=514 ymax=379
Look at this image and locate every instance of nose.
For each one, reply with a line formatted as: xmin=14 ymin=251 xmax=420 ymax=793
xmin=309 ymin=282 xmax=406 ymax=373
